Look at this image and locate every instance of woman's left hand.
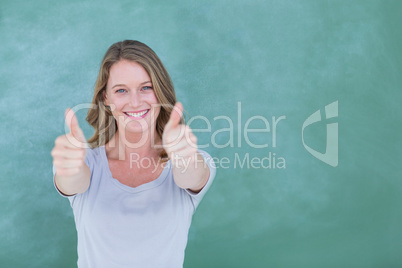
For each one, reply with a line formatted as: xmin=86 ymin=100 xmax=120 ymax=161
xmin=162 ymin=102 xmax=198 ymax=163
xmin=163 ymin=102 xmax=210 ymax=191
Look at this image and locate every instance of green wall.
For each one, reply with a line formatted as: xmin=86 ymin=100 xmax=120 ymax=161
xmin=1 ymin=0 xmax=401 ymax=267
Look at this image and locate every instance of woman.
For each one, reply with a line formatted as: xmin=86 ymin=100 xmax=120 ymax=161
xmin=51 ymin=40 xmax=216 ymax=268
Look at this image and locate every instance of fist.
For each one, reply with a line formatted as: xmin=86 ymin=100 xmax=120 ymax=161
xmin=51 ymin=108 xmax=87 ymax=177
xmin=162 ymin=102 xmax=198 ymax=161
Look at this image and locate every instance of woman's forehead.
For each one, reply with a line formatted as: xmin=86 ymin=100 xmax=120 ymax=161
xmin=108 ymin=60 xmax=151 ymax=87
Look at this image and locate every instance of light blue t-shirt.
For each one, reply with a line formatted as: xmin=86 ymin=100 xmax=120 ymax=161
xmin=53 ymin=146 xmax=216 ymax=268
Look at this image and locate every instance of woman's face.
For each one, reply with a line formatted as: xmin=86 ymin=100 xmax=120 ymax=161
xmin=104 ymin=59 xmax=160 ymax=137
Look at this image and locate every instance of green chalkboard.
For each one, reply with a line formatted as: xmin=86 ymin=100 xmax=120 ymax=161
xmin=1 ymin=0 xmax=401 ymax=267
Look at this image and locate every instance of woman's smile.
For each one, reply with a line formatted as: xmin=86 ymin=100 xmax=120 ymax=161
xmin=123 ymin=109 xmax=150 ymax=120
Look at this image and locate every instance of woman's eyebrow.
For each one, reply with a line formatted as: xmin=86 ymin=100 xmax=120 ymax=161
xmin=111 ymin=81 xmax=152 ymax=89
xmin=112 ymin=84 xmax=127 ymax=89
xmin=140 ymin=81 xmax=152 ymax=85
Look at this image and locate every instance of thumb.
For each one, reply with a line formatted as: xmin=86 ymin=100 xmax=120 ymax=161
xmin=65 ymin=108 xmax=86 ymax=142
xmin=165 ymin=102 xmax=183 ymax=131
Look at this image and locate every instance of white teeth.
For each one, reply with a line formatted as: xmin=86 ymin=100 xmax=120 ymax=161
xmin=126 ymin=110 xmax=148 ymax=117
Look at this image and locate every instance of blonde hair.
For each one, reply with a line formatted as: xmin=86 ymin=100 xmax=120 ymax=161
xmin=86 ymin=40 xmax=178 ymax=158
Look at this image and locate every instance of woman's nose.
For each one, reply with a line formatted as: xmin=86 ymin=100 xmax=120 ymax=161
xmin=129 ymin=91 xmax=141 ymax=107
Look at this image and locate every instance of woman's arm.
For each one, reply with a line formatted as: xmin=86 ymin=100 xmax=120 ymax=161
xmin=171 ymin=152 xmax=210 ymax=192
xmin=163 ymin=102 xmax=210 ymax=192
xmin=54 ymin=163 xmax=91 ymax=195
xmin=52 ymin=109 xmax=91 ymax=195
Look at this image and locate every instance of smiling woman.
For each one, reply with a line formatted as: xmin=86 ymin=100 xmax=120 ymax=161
xmin=86 ymin=41 xmax=177 ymax=157
xmin=50 ymin=40 xmax=216 ymax=268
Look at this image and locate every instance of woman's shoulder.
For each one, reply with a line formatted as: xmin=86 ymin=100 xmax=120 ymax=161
xmin=84 ymin=145 xmax=106 ymax=166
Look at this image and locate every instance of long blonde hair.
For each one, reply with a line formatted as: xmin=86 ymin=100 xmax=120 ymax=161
xmin=86 ymin=40 xmax=177 ymax=158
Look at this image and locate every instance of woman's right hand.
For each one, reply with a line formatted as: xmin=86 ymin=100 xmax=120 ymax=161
xmin=51 ymin=108 xmax=87 ymax=177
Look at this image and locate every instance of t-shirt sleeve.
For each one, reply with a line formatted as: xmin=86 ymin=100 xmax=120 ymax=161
xmin=52 ymin=148 xmax=95 ymax=205
xmin=184 ymin=149 xmax=216 ymax=209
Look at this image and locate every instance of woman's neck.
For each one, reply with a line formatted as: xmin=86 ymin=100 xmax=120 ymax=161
xmin=105 ymin=129 xmax=162 ymax=161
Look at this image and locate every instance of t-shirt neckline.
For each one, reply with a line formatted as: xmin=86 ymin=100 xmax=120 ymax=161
xmin=99 ymin=145 xmax=171 ymax=193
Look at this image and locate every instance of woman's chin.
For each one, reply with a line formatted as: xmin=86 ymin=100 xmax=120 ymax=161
xmin=123 ymin=124 xmax=155 ymax=137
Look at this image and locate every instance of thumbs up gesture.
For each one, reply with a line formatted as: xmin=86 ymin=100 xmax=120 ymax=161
xmin=51 ymin=109 xmax=87 ymax=177
xmin=162 ymin=102 xmax=198 ymax=163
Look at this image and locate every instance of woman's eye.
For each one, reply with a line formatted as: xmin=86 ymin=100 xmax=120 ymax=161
xmin=116 ymin=89 xmax=126 ymax=93
xmin=142 ymin=86 xmax=153 ymax=91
